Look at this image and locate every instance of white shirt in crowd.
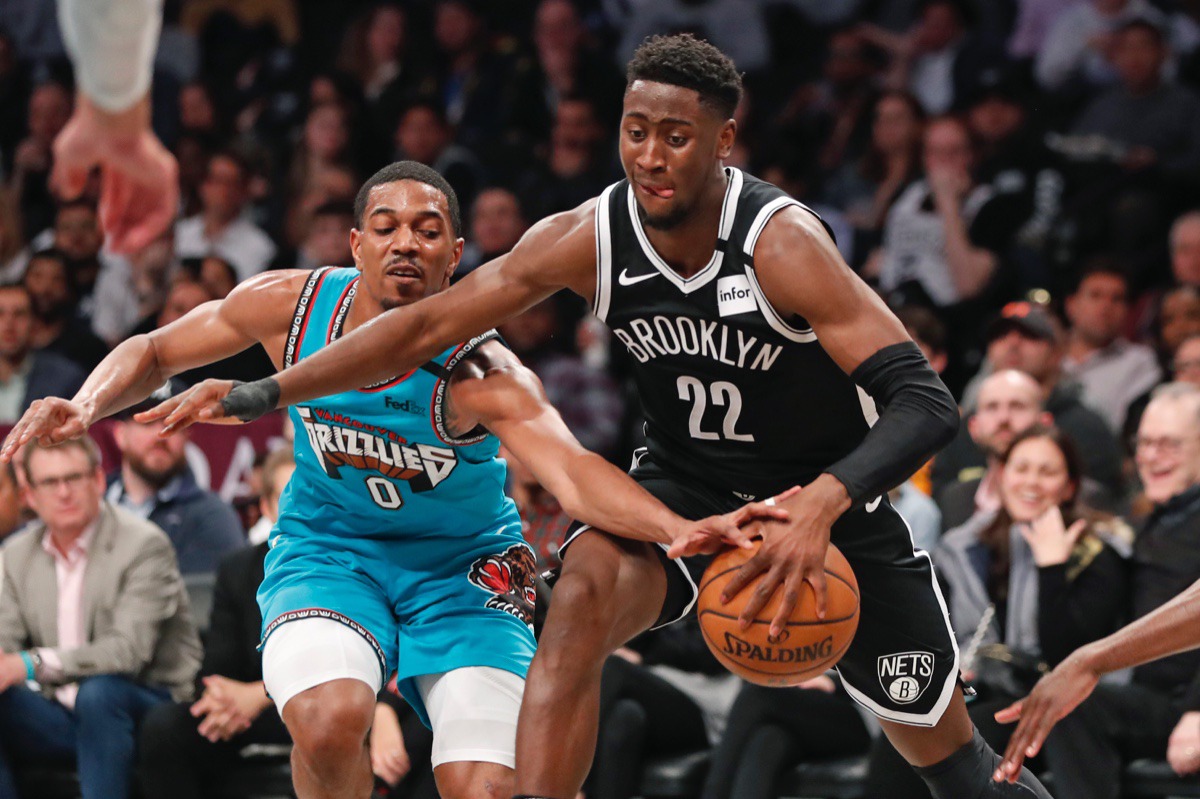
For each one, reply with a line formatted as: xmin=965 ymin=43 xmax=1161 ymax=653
xmin=175 ymin=214 xmax=277 ymax=282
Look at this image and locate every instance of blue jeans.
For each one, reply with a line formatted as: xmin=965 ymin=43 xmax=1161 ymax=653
xmin=0 ymin=675 xmax=170 ymax=799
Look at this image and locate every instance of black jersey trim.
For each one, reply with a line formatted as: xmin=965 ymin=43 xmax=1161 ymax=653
xmin=624 ymin=167 xmax=743 ymax=295
xmin=430 ymin=331 xmax=502 ymax=446
xmin=593 ymin=183 xmax=618 ymax=322
xmin=282 ymin=267 xmax=333 ymax=368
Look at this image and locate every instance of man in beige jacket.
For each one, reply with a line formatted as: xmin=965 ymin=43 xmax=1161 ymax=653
xmin=0 ymin=437 xmax=202 ymax=799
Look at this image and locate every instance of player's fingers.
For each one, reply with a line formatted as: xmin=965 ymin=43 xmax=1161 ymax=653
xmin=769 ymin=575 xmax=803 ymax=638
xmin=734 ymin=503 xmax=790 ymax=525
xmin=773 ymin=486 xmax=802 ymax=502
xmin=738 ymin=566 xmax=784 ymax=629
xmin=806 ymin=569 xmax=828 ymax=620
xmin=135 ymin=394 xmax=186 ymax=424
xmin=720 ymin=554 xmax=769 ymax=604
xmin=99 ymin=167 xmax=134 ymax=243
xmin=50 ymin=159 xmax=89 ymax=201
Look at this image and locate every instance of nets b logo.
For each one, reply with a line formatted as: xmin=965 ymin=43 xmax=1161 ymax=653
xmin=468 ymin=545 xmax=538 ymax=628
xmin=878 ymin=651 xmax=935 ymax=705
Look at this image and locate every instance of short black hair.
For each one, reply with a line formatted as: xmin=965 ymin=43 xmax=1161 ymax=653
xmin=895 ymin=306 xmax=948 ymax=355
xmin=353 ymin=161 xmax=462 ymax=237
xmin=1071 ymin=255 xmax=1130 ymax=296
xmin=626 ymin=33 xmax=743 ymax=119
xmin=1116 ymin=17 xmax=1166 ymax=46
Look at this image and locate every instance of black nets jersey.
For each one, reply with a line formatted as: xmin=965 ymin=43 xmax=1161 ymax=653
xmin=594 ymin=167 xmax=879 ymax=498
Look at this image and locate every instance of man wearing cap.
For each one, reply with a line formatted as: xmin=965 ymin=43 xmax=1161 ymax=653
xmin=107 ymin=381 xmax=244 ymax=574
xmin=936 ymin=301 xmax=1125 ymax=507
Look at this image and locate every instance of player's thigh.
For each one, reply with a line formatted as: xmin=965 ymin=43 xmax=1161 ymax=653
xmin=262 ymin=615 xmax=389 ymax=718
xmin=830 ymin=502 xmax=961 ymax=730
xmin=417 ymin=666 xmax=525 ymax=771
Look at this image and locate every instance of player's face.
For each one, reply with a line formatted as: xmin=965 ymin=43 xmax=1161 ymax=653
xmin=1000 ymin=436 xmax=1075 ymax=523
xmin=1136 ymin=397 xmax=1200 ymax=504
xmin=619 ymin=81 xmax=735 ymax=231
xmin=351 ymin=180 xmax=463 ymax=311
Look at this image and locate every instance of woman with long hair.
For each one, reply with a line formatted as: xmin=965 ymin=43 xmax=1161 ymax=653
xmin=864 ymin=424 xmax=1130 ymax=798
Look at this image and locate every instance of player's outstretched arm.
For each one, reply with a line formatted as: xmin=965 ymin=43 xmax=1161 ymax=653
xmin=163 ymin=204 xmax=601 ymax=430
xmin=993 ymin=577 xmax=1200 ymax=782
xmin=450 ymin=345 xmax=788 ymax=549
xmin=718 ymin=207 xmax=960 ymax=638
xmin=0 ymin=272 xmax=299 ymax=461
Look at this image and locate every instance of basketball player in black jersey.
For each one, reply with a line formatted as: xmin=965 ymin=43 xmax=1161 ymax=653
xmin=123 ymin=34 xmax=1050 ymax=799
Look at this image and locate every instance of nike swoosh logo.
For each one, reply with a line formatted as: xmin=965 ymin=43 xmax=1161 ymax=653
xmin=865 ymin=496 xmax=882 ymax=513
xmin=618 ymin=269 xmax=659 ymax=286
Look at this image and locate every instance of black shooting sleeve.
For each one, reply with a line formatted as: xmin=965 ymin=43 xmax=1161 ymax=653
xmin=823 ymin=341 xmax=959 ymax=508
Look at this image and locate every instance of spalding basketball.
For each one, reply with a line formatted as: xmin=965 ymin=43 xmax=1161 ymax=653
xmin=697 ymin=541 xmax=859 ymax=687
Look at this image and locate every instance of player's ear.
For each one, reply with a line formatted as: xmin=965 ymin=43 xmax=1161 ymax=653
xmin=442 ymin=237 xmax=464 ymax=290
xmin=350 ymin=228 xmax=363 ymax=271
xmin=716 ymin=118 xmax=737 ymax=160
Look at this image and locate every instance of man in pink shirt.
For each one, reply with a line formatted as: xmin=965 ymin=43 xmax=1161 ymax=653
xmin=0 ymin=437 xmax=201 ymax=799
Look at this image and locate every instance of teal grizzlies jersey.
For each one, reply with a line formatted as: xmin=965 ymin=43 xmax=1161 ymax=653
xmin=274 ymin=267 xmax=522 ymax=542
xmin=593 ymin=168 xmax=878 ymax=498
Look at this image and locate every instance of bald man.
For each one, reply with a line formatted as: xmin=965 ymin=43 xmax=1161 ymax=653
xmin=937 ymin=370 xmax=1051 ymax=531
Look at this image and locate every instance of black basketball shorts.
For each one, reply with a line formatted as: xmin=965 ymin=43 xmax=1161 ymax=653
xmin=559 ymin=449 xmax=960 ymax=727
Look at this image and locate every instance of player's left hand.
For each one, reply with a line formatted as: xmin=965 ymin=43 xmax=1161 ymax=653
xmin=1167 ymin=711 xmax=1200 ymax=776
xmin=718 ymin=474 xmax=851 ymax=639
xmin=992 ymin=648 xmax=1102 ymax=782
xmin=666 ymin=488 xmax=798 ymax=559
xmin=136 ymin=378 xmax=241 ymax=433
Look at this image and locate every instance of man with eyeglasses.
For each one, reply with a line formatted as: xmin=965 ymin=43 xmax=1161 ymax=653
xmin=992 ymin=382 xmax=1200 ymax=797
xmin=0 ymin=436 xmax=201 ymax=799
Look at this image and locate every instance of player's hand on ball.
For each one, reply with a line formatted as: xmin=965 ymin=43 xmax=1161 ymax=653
xmin=993 ymin=648 xmax=1102 ymax=782
xmin=666 ymin=487 xmax=798 ymax=559
xmin=719 ymin=476 xmax=850 ymax=639
xmin=1 ymin=397 xmax=93 ymax=462
xmin=136 ymin=379 xmax=240 ymax=433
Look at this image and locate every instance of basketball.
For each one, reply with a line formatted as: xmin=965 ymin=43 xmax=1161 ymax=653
xmin=697 ymin=541 xmax=859 ymax=687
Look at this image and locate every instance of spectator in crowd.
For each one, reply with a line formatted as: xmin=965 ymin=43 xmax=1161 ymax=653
xmin=1062 ymin=260 xmax=1162 ymax=432
xmin=129 ymin=276 xmax=212 ymax=338
xmin=862 ymin=0 xmax=1005 ymax=115
xmin=176 ymin=81 xmax=224 ymax=141
xmin=136 ymin=448 xmax=295 ymax=799
xmin=875 ymin=115 xmax=1014 ymax=310
xmin=954 ymin=302 xmax=1126 ymax=506
xmin=614 ymin=0 xmax=770 ymax=75
xmin=531 ymin=0 xmax=623 ymax=124
xmin=0 ymin=193 xmax=29 ymax=283
xmin=92 ymin=228 xmax=178 ymax=348
xmin=175 ymin=150 xmax=278 ymax=281
xmin=107 ymin=384 xmax=245 ymax=574
xmin=701 ymin=674 xmax=871 ymax=799
xmin=499 ymin=298 xmax=623 ymax=460
xmin=8 ymin=80 xmax=71 ymax=241
xmin=503 ymin=444 xmax=571 ymax=569
xmin=1173 ymin=334 xmax=1200 ymax=388
xmin=1171 ymin=211 xmax=1200 ymax=288
xmin=1008 ymin=0 xmax=1077 ymax=60
xmin=821 ymin=90 xmax=925 ymax=260
xmin=869 ymin=424 xmax=1129 ymax=798
xmin=938 ymin=370 xmax=1052 ymax=532
xmin=283 ymin=102 xmax=356 ymax=246
xmin=22 ymin=248 xmax=109 ymax=371
xmin=521 ymin=94 xmax=614 ymax=219
xmin=1072 ymin=19 xmax=1200 ymax=181
xmin=43 ymin=199 xmax=108 ymax=313
xmin=0 ymin=281 xmax=84 ymax=425
xmin=184 ymin=255 xmax=238 ymax=300
xmin=459 ymin=188 xmax=528 ymax=276
xmin=1040 ymin=383 xmax=1200 ymax=797
xmin=282 ymin=161 xmax=359 ymax=252
xmin=0 ymin=437 xmax=202 ymax=799
xmin=1035 ymin=0 xmax=1159 ymax=92
xmin=290 ymin=200 xmax=354 ymax=271
xmin=394 ymin=100 xmax=486 ymax=213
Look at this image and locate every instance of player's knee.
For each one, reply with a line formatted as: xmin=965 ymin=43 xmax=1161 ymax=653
xmin=285 ymin=680 xmax=375 ymax=763
xmin=435 ymin=762 xmax=513 ymax=799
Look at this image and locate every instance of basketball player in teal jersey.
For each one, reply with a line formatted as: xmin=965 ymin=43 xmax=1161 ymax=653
xmin=110 ymin=36 xmax=1051 ymax=799
xmin=0 ymin=161 xmax=785 ymax=799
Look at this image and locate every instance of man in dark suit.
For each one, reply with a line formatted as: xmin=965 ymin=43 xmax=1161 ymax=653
xmin=0 ymin=282 xmax=85 ymax=424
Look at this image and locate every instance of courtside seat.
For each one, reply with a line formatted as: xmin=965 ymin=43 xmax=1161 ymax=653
xmin=1123 ymin=758 xmax=1200 ymax=798
xmin=640 ymin=750 xmax=712 ymax=798
xmin=779 ymin=755 xmax=868 ymax=799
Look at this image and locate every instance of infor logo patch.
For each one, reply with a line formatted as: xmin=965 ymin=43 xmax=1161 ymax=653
xmin=877 ymin=651 xmax=935 ymax=705
xmin=716 ymin=275 xmax=757 ymax=317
